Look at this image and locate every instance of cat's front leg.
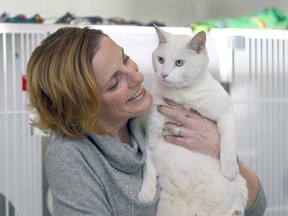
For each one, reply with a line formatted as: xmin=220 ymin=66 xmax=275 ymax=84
xmin=217 ymin=110 xmax=239 ymax=180
xmin=138 ymin=146 xmax=158 ymax=202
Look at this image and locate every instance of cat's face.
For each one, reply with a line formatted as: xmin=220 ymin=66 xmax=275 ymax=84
xmin=152 ymin=27 xmax=209 ymax=88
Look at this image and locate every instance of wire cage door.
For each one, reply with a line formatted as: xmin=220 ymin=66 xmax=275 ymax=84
xmin=228 ymin=31 xmax=288 ymax=216
xmin=0 ymin=27 xmax=47 ymax=216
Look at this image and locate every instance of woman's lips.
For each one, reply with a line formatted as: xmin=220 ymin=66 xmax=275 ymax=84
xmin=127 ymin=86 xmax=144 ymax=102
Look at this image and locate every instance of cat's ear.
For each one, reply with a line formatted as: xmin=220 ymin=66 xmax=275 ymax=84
xmin=154 ymin=24 xmax=170 ymax=44
xmin=187 ymin=31 xmax=206 ymax=53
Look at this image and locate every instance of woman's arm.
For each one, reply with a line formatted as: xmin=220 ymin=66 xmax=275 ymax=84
xmin=157 ymin=98 xmax=266 ymax=213
xmin=46 ymin=138 xmax=113 ymax=216
xmin=238 ymin=160 xmax=260 ymax=210
xmin=238 ymin=160 xmax=267 ymax=215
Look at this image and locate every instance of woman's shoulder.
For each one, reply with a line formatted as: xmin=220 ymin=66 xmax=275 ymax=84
xmin=45 ymin=133 xmax=104 ymax=183
xmin=46 ymin=134 xmax=92 ymax=164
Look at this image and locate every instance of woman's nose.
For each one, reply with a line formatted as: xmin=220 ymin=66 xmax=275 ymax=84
xmin=128 ymin=58 xmax=139 ymax=72
xmin=127 ymin=68 xmax=143 ymax=84
xmin=125 ymin=62 xmax=143 ymax=86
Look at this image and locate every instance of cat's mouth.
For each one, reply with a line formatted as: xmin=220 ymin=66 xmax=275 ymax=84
xmin=160 ymin=77 xmax=174 ymax=85
xmin=157 ymin=73 xmax=179 ymax=87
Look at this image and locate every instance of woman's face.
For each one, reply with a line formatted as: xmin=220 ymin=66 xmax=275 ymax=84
xmin=92 ymin=36 xmax=153 ymax=130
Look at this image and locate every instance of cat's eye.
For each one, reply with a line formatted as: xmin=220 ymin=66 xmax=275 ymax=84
xmin=158 ymin=56 xmax=164 ymax=64
xmin=175 ymin=59 xmax=184 ymax=67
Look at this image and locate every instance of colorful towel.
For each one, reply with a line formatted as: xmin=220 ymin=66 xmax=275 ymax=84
xmin=192 ymin=7 xmax=288 ymax=32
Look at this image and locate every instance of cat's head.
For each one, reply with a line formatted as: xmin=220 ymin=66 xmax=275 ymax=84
xmin=152 ymin=25 xmax=209 ymax=88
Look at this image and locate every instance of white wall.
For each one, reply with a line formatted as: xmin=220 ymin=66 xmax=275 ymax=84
xmin=0 ymin=0 xmax=287 ymax=26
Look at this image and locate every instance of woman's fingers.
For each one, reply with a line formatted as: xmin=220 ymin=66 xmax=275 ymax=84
xmin=164 ymin=123 xmax=219 ymax=158
xmin=163 ymin=98 xmax=189 ymax=116
xmin=164 ymin=122 xmax=195 ymax=137
xmin=158 ymin=105 xmax=191 ymax=127
xmin=163 ymin=98 xmax=202 ymax=119
xmin=159 ymin=102 xmax=221 ymax=160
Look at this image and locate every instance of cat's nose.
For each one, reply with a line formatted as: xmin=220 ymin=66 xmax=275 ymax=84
xmin=161 ymin=72 xmax=168 ymax=78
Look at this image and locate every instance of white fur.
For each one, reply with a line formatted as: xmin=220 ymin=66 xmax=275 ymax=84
xmin=138 ymin=27 xmax=248 ymax=216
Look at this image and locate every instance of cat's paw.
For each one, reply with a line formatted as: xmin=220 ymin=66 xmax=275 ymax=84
xmin=138 ymin=186 xmax=157 ymax=203
xmin=221 ymin=158 xmax=239 ymax=180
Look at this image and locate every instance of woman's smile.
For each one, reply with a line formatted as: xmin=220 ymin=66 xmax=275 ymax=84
xmin=127 ymin=85 xmax=144 ymax=102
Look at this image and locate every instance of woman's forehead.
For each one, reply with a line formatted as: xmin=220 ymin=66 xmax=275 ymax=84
xmin=92 ymin=37 xmax=123 ymax=88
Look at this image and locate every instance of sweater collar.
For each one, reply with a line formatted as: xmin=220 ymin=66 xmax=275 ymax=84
xmin=88 ymin=118 xmax=146 ymax=173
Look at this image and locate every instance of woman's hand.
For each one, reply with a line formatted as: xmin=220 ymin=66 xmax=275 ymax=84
xmin=157 ymin=98 xmax=220 ymax=159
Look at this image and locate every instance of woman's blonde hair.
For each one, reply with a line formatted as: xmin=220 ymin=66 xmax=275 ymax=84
xmin=27 ymin=26 xmax=106 ymax=138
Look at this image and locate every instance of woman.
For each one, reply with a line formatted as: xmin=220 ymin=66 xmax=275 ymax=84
xmin=27 ymin=26 xmax=266 ymax=215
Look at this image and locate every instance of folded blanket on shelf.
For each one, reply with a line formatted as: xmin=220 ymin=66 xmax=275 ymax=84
xmin=192 ymin=7 xmax=288 ymax=32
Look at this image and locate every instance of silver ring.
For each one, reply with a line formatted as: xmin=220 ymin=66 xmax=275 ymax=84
xmin=173 ymin=126 xmax=181 ymax=137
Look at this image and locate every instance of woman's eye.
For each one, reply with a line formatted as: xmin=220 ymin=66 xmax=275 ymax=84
xmin=158 ymin=56 xmax=164 ymax=64
xmin=124 ymin=55 xmax=130 ymax=65
xmin=109 ymin=74 xmax=121 ymax=90
xmin=175 ymin=59 xmax=184 ymax=67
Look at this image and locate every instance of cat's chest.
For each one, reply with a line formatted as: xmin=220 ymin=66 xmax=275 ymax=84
xmin=152 ymin=86 xmax=207 ymax=107
xmin=151 ymin=82 xmax=231 ymax=121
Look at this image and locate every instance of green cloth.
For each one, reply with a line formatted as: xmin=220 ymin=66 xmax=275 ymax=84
xmin=192 ymin=7 xmax=288 ymax=32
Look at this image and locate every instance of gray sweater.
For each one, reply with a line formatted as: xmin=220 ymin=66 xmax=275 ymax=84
xmin=46 ymin=118 xmax=266 ymax=216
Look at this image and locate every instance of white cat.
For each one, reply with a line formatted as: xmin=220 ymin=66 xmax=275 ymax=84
xmin=138 ymin=26 xmax=248 ymax=216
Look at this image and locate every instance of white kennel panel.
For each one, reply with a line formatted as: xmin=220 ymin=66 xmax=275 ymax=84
xmin=0 ymin=24 xmax=47 ymax=216
xmin=217 ymin=28 xmax=288 ymax=216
